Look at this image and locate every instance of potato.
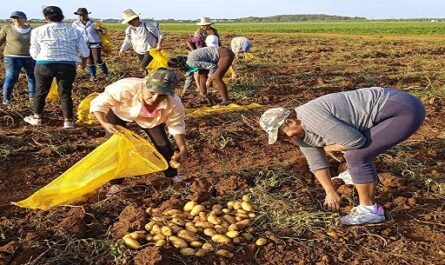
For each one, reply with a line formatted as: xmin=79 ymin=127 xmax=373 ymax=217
xmin=161 ymin=226 xmax=173 ymax=236
xmin=171 ymin=218 xmax=185 ymax=226
xmin=226 ymin=201 xmax=235 ymax=209
xmin=233 ymin=201 xmax=242 ymax=210
xmin=226 ymin=230 xmax=239 ymax=238
xmin=242 ymin=194 xmax=251 ymax=202
xmin=190 ymin=241 xmax=203 ymax=248
xmin=163 ymin=209 xmax=182 ymax=216
xmin=232 ymin=236 xmax=243 ymax=244
xmin=153 ymin=234 xmax=165 ymax=241
xmin=185 ymin=222 xmax=198 ymax=233
xmin=194 ymin=221 xmax=214 ymax=229
xmin=223 ymin=215 xmax=236 ymax=224
xmin=151 ymin=224 xmax=162 ymax=235
xmin=211 ymin=234 xmax=231 ymax=244
xmin=169 ymin=236 xmax=188 ymax=249
xmin=146 ymin=207 xmax=154 ymax=215
xmin=236 ymin=219 xmax=250 ymax=230
xmin=180 ymin=247 xmax=195 ymax=256
xmin=237 ymin=209 xmax=248 ymax=215
xmin=222 ymin=208 xmax=231 ymax=214
xmin=169 ymin=160 xmax=181 ymax=169
xmin=214 ymin=225 xmax=227 ymax=234
xmin=255 ymin=237 xmax=267 ymax=246
xmin=235 ymin=216 xmax=244 ymax=222
xmin=202 ymin=242 xmax=214 ymax=251
xmin=228 ymin=224 xmax=238 ymax=231
xmin=212 ymin=204 xmax=223 ymax=211
xmin=183 ymin=211 xmax=193 ymax=220
xmin=145 ymin=235 xmax=153 ymax=241
xmin=177 ymin=229 xmax=197 ymax=242
xmin=155 ymin=239 xmax=166 ymax=247
xmin=248 ymin=213 xmax=256 ymax=218
xmin=204 ymin=228 xmax=217 ymax=237
xmin=123 ymin=235 xmax=141 ymax=249
xmin=199 ymin=211 xmax=207 ymax=218
xmin=170 ymin=225 xmax=183 ymax=234
xmin=172 ymin=213 xmax=185 ymax=219
xmin=207 ymin=215 xmax=222 ymax=225
xmin=195 ymin=249 xmax=208 ymax=257
xmin=130 ymin=231 xmax=146 ymax=240
xmin=145 ymin=221 xmax=156 ymax=231
xmin=216 ymin=249 xmax=233 ymax=258
xmin=210 ymin=210 xmax=222 ymax=216
xmin=190 ymin=205 xmax=205 ymax=216
xmin=184 ymin=201 xmax=197 ymax=212
xmin=241 ymin=201 xmax=253 ymax=212
xmin=241 ymin=232 xmax=253 ymax=241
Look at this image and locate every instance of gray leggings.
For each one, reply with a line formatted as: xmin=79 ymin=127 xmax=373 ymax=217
xmin=344 ymin=90 xmax=425 ymax=184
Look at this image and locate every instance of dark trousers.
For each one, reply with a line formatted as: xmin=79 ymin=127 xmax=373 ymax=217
xmin=137 ymin=52 xmax=153 ymax=75
xmin=106 ymin=109 xmax=178 ymax=179
xmin=87 ymin=47 xmax=104 ymax=65
xmin=345 ymin=90 xmax=425 ymax=184
xmin=33 ymin=64 xmax=77 ymax=119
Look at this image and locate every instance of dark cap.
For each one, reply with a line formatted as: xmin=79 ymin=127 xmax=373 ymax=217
xmin=74 ymin=8 xmax=90 ymax=15
xmin=10 ymin=11 xmax=27 ymax=19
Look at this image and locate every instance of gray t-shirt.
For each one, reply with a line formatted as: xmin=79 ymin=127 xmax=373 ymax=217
xmin=295 ymin=87 xmax=394 ymax=172
xmin=186 ymin=47 xmax=220 ymax=75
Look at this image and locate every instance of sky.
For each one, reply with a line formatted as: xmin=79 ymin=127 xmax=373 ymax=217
xmin=1 ymin=0 xmax=445 ymax=20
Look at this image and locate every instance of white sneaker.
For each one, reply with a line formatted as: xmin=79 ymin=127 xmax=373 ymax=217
xmin=24 ymin=115 xmax=42 ymax=126
xmin=63 ymin=120 xmax=75 ymax=129
xmin=332 ymin=169 xmax=354 ymax=185
xmin=172 ymin=176 xmax=184 ymax=184
xmin=340 ymin=204 xmax=385 ymax=225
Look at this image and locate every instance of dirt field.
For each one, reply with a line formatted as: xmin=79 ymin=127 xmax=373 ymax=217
xmin=0 ymin=29 xmax=444 ymax=265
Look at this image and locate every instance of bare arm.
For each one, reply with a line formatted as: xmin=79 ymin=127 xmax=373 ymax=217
xmin=172 ymin=134 xmax=187 ymax=161
xmin=313 ymin=168 xmax=341 ymax=211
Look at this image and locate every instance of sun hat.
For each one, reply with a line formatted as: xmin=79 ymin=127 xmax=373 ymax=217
xmin=121 ymin=9 xmax=139 ymax=24
xmin=74 ymin=8 xmax=90 ymax=15
xmin=196 ymin=17 xmax=213 ymax=26
xmin=242 ymin=41 xmax=252 ymax=52
xmin=205 ymin=35 xmax=219 ymax=48
xmin=10 ymin=11 xmax=27 ymax=19
xmin=144 ymin=68 xmax=179 ymax=96
xmin=259 ymin=107 xmax=291 ymax=144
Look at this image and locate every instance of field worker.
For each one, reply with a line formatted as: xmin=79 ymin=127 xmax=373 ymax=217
xmin=260 ymin=87 xmax=425 ymax=225
xmin=72 ymin=7 xmax=109 ymax=82
xmin=186 ymin=17 xmax=221 ymax=51
xmin=231 ymin=36 xmax=252 ymax=59
xmin=169 ymin=46 xmax=235 ymax=106
xmin=24 ymin=6 xmax=89 ymax=129
xmin=119 ymin=9 xmax=164 ymax=76
xmin=0 ymin=11 xmax=35 ymax=105
xmin=90 ymin=68 xmax=187 ymax=185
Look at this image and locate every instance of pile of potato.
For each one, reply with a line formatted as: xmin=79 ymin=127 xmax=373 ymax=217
xmin=122 ymin=195 xmax=268 ymax=257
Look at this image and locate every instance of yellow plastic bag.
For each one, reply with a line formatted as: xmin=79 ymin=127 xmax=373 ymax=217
xmin=186 ymin=103 xmax=261 ymax=118
xmin=147 ymin=49 xmax=169 ymax=74
xmin=96 ymin=22 xmax=111 ymax=54
xmin=46 ymin=77 xmax=58 ymax=102
xmin=245 ymin=53 xmax=257 ymax=60
xmin=75 ymin=92 xmax=101 ymax=126
xmin=13 ymin=127 xmax=168 ymax=210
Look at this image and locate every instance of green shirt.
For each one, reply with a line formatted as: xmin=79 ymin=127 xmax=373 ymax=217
xmin=0 ymin=24 xmax=32 ymax=57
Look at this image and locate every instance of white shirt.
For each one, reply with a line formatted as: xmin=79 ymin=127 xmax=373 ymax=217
xmin=120 ymin=21 xmax=164 ymax=55
xmin=30 ymin=22 xmax=89 ymax=62
xmin=72 ymin=19 xmax=105 ymax=44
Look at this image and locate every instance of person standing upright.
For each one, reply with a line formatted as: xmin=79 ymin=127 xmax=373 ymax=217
xmin=72 ymin=7 xmax=109 ymax=81
xmin=119 ymin=9 xmax=164 ymax=76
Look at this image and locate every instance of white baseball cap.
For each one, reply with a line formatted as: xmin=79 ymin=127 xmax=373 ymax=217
xmin=259 ymin=107 xmax=291 ymax=144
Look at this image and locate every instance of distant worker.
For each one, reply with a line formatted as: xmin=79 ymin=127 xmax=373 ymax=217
xmin=72 ymin=7 xmax=109 ymax=81
xmin=24 ymin=6 xmax=89 ymax=129
xmin=186 ymin=17 xmax=221 ymax=51
xmin=231 ymin=36 xmax=252 ymax=59
xmin=119 ymin=9 xmax=164 ymax=76
xmin=260 ymin=87 xmax=425 ymax=225
xmin=0 ymin=11 xmax=35 ymax=105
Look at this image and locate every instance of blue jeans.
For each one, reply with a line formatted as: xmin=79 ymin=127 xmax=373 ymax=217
xmin=2 ymin=56 xmax=36 ymax=102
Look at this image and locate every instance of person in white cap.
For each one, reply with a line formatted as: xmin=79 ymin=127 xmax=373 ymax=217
xmin=119 ymin=9 xmax=164 ymax=76
xmin=259 ymin=87 xmax=425 ymax=225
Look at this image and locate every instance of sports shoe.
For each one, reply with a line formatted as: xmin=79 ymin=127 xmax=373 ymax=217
xmin=332 ymin=169 xmax=353 ymax=185
xmin=63 ymin=120 xmax=75 ymax=129
xmin=218 ymin=101 xmax=231 ymax=107
xmin=90 ymin=76 xmax=97 ymax=82
xmin=340 ymin=204 xmax=385 ymax=225
xmin=2 ymin=99 xmax=10 ymax=105
xmin=172 ymin=175 xmax=184 ymax=184
xmin=24 ymin=115 xmax=42 ymax=126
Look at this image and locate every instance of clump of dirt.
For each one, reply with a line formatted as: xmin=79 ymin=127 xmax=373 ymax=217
xmin=215 ymin=175 xmax=249 ymax=195
xmin=133 ymin=246 xmax=174 ymax=265
xmin=186 ymin=177 xmax=214 ymax=203
xmin=111 ymin=206 xmax=147 ymax=239
xmin=379 ymin=172 xmax=406 ymax=187
xmin=54 ymin=208 xmax=86 ymax=238
xmin=157 ymin=195 xmax=184 ymax=212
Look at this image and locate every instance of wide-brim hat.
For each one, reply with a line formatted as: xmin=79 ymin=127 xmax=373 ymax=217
xmin=74 ymin=8 xmax=90 ymax=15
xmin=144 ymin=68 xmax=179 ymax=96
xmin=121 ymin=9 xmax=139 ymax=24
xmin=196 ymin=17 xmax=213 ymax=26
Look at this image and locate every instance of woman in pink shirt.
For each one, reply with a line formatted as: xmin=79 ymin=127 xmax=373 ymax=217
xmin=90 ymin=68 xmax=187 ymax=183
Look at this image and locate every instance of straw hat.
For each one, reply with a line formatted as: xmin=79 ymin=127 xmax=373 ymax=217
xmin=121 ymin=9 xmax=139 ymax=24
xmin=196 ymin=17 xmax=213 ymax=26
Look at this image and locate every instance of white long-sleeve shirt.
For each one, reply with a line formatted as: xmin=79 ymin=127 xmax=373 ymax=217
xmin=72 ymin=19 xmax=106 ymax=44
xmin=120 ymin=22 xmax=164 ymax=55
xmin=30 ymin=22 xmax=89 ymax=63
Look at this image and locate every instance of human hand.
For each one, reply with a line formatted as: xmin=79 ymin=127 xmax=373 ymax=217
xmin=324 ymin=191 xmax=341 ymax=212
xmin=156 ymin=44 xmax=162 ymax=50
xmin=102 ymin=122 xmax=119 ymax=134
xmin=93 ymin=22 xmax=101 ymax=30
xmin=119 ymin=50 xmax=124 ymax=57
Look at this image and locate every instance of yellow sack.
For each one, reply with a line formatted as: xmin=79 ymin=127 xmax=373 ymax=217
xmin=245 ymin=53 xmax=257 ymax=60
xmin=147 ymin=49 xmax=169 ymax=74
xmin=46 ymin=77 xmax=58 ymax=102
xmin=96 ymin=22 xmax=111 ymax=54
xmin=186 ymin=103 xmax=261 ymax=118
xmin=75 ymin=92 xmax=101 ymax=126
xmin=13 ymin=127 xmax=168 ymax=210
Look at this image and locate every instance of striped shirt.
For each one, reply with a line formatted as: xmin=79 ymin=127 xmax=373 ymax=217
xmin=30 ymin=22 xmax=89 ymax=63
xmin=186 ymin=47 xmax=220 ymax=75
xmin=72 ymin=19 xmax=105 ymax=45
xmin=120 ymin=21 xmax=164 ymax=55
xmin=295 ymin=87 xmax=393 ymax=172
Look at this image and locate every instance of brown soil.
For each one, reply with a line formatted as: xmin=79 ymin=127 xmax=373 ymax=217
xmin=1 ymin=30 xmax=445 ymax=264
